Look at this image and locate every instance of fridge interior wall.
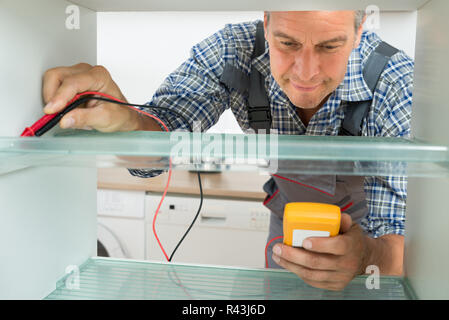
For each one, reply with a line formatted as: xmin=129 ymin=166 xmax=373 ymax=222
xmin=405 ymin=0 xmax=449 ymax=299
xmin=0 ymin=0 xmax=97 ymax=299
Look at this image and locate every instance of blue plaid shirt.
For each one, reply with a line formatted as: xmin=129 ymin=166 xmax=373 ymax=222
xmin=130 ymin=20 xmax=414 ymax=238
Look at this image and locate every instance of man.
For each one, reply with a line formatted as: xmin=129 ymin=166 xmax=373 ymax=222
xmin=42 ymin=11 xmax=413 ymax=291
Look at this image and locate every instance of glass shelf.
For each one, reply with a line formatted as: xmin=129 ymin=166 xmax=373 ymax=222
xmin=1 ymin=130 xmax=448 ymax=177
xmin=44 ymin=257 xmax=416 ymax=300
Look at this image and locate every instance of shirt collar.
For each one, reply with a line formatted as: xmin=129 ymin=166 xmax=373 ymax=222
xmin=336 ymin=45 xmax=373 ymax=102
xmin=252 ymin=42 xmax=271 ymax=77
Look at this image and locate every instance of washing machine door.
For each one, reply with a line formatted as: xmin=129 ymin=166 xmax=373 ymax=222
xmin=97 ymin=222 xmax=126 ymax=258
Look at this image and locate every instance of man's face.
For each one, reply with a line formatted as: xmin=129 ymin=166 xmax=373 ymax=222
xmin=265 ymin=11 xmax=363 ymax=110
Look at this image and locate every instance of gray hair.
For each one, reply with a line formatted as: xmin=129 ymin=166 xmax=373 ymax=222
xmin=354 ymin=10 xmax=366 ymax=32
xmin=266 ymin=10 xmax=366 ymax=33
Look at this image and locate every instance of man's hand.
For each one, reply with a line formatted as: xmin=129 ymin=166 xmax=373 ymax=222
xmin=42 ymin=63 xmax=156 ymax=132
xmin=272 ymin=213 xmax=368 ymax=291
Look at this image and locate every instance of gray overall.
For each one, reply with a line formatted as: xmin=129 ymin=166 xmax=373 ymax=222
xmin=219 ymin=22 xmax=399 ymax=269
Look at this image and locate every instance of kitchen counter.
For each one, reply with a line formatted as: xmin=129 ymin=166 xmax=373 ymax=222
xmin=98 ymin=168 xmax=268 ymax=201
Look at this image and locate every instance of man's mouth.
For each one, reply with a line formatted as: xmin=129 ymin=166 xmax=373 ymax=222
xmin=290 ymin=81 xmax=321 ymax=92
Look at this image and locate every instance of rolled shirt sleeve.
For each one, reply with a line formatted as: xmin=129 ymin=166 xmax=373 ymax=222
xmin=361 ymin=61 xmax=413 ymax=238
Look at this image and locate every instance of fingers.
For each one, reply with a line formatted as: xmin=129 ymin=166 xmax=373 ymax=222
xmin=59 ymin=105 xmax=109 ymax=130
xmin=41 ymin=63 xmax=136 ymax=133
xmin=43 ymin=64 xmax=110 ymax=114
xmin=46 ymin=72 xmax=95 ymax=113
xmin=274 ymin=256 xmax=351 ymax=291
xmin=59 ymin=103 xmax=132 ymax=133
xmin=42 ymin=63 xmax=92 ymax=104
xmin=301 ymin=235 xmax=350 ymax=256
xmin=339 ymin=213 xmax=353 ymax=234
xmin=273 ymin=244 xmax=341 ymax=271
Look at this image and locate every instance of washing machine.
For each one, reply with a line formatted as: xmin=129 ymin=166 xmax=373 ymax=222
xmin=97 ymin=189 xmax=146 ymax=260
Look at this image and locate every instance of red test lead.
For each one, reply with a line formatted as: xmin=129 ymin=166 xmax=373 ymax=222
xmin=21 ymin=113 xmax=58 ymax=137
xmin=20 ymin=93 xmax=88 ymax=137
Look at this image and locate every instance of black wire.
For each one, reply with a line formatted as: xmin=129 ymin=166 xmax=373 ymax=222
xmin=74 ymin=95 xmax=203 ymax=263
xmin=169 ymin=170 xmax=203 ymax=262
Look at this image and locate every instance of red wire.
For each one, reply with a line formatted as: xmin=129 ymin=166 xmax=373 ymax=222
xmin=265 ymin=235 xmax=283 ymax=268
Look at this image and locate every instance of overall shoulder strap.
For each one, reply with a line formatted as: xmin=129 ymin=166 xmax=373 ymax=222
xmin=219 ymin=21 xmax=266 ymax=94
xmin=247 ymin=21 xmax=272 ymax=133
xmin=219 ymin=21 xmax=271 ymax=133
xmin=339 ymin=41 xmax=399 ymax=136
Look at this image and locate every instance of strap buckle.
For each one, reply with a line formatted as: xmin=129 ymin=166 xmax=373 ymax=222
xmin=248 ymin=107 xmax=272 ymax=132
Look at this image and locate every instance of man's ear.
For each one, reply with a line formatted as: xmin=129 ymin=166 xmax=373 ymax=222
xmin=354 ymin=15 xmax=366 ymax=48
xmin=263 ymin=12 xmax=269 ymax=39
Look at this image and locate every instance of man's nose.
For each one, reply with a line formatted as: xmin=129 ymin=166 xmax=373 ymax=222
xmin=294 ymin=49 xmax=320 ymax=82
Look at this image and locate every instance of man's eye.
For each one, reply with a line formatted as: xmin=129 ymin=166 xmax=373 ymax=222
xmin=321 ymin=45 xmax=339 ymax=51
xmin=281 ymin=41 xmax=295 ymax=47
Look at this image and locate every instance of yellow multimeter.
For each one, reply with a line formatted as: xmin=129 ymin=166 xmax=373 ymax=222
xmin=283 ymin=202 xmax=341 ymax=247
